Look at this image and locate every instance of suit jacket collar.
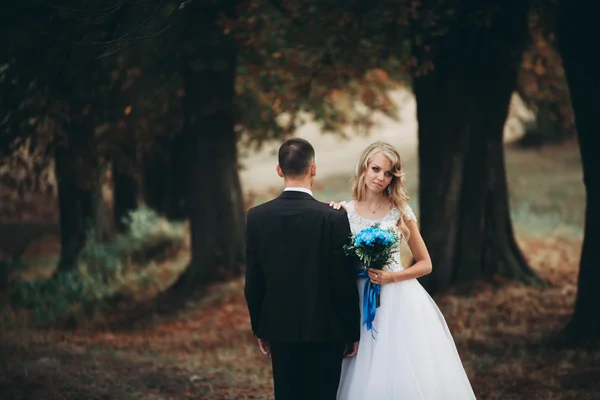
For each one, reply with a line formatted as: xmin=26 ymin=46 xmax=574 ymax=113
xmin=279 ymin=190 xmax=315 ymax=200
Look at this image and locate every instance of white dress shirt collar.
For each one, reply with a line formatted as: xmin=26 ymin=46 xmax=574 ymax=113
xmin=284 ymin=187 xmax=314 ymax=197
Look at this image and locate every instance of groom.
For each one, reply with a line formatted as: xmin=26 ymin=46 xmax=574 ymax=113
xmin=244 ymin=138 xmax=360 ymax=400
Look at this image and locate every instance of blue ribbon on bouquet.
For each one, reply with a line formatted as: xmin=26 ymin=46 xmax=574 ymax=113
xmin=357 ymin=268 xmax=381 ymax=333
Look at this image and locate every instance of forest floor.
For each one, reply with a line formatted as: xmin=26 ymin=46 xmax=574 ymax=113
xmin=1 ymin=235 xmax=597 ymax=400
xmin=0 ymin=96 xmax=594 ymax=399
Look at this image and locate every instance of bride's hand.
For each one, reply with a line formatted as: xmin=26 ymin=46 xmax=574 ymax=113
xmin=368 ymin=268 xmax=394 ymax=285
xmin=328 ymin=201 xmax=347 ymax=211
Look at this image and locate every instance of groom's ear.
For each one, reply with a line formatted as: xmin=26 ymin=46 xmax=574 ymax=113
xmin=310 ymin=162 xmax=316 ymax=177
xmin=276 ymin=165 xmax=284 ymax=178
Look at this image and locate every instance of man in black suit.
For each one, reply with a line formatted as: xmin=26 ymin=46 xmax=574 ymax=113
xmin=244 ymin=138 xmax=361 ymax=400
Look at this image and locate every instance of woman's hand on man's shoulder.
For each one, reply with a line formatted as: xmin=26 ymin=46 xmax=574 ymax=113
xmin=328 ymin=201 xmax=347 ymax=211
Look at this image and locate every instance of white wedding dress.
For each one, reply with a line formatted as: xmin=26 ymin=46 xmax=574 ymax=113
xmin=337 ymin=201 xmax=476 ymax=400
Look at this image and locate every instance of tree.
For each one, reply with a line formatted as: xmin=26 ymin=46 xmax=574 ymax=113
xmin=516 ymin=5 xmax=574 ymax=147
xmin=413 ymin=0 xmax=542 ymax=294
xmin=106 ymin=51 xmax=142 ymax=232
xmin=556 ymin=1 xmax=600 ymax=340
xmin=112 ymin=140 xmax=140 ymax=232
xmin=106 ymin=5 xmax=189 ymax=226
xmin=0 ymin=4 xmax=103 ymax=272
xmin=46 ymin=4 xmax=131 ymax=272
xmin=234 ymin=0 xmax=405 ymax=144
xmin=165 ymin=0 xmax=246 ymax=294
xmin=0 ymin=1 xmax=176 ymax=272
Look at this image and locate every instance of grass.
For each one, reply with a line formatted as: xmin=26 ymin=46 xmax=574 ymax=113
xmin=4 ymin=207 xmax=190 ymax=326
xmin=0 ymin=139 xmax=593 ymax=399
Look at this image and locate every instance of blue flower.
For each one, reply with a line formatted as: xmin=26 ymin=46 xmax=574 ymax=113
xmin=354 ymin=227 xmax=395 ymax=247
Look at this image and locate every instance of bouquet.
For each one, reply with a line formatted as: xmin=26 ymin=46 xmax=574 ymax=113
xmin=344 ymin=223 xmax=399 ymax=332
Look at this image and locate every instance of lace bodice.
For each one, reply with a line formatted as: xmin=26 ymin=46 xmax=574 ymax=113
xmin=341 ymin=200 xmax=417 ymax=272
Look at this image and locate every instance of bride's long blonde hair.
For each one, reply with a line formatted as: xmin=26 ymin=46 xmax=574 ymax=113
xmin=351 ymin=141 xmax=411 ymax=241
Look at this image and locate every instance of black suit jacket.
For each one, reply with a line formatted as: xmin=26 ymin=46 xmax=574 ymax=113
xmin=244 ymin=190 xmax=361 ymax=343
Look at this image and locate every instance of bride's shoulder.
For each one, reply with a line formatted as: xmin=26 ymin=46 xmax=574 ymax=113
xmin=387 ymin=203 xmax=417 ymax=221
xmin=340 ymin=200 xmax=355 ymax=212
xmin=401 ymin=203 xmax=417 ymax=221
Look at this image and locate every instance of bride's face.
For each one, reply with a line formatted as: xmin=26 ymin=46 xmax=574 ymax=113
xmin=364 ymin=152 xmax=394 ymax=195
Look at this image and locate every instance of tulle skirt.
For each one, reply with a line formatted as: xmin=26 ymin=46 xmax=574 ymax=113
xmin=337 ymin=277 xmax=476 ymax=399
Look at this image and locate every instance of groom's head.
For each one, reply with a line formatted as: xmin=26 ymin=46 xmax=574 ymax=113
xmin=276 ymin=138 xmax=316 ymax=182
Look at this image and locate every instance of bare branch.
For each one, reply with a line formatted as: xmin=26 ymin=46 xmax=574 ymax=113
xmin=40 ymin=1 xmax=125 ymax=14
xmin=31 ymin=0 xmax=171 ymax=47
xmin=97 ymin=25 xmax=172 ymax=58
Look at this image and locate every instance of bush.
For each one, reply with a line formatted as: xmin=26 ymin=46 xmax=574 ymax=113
xmin=8 ymin=206 xmax=186 ymax=324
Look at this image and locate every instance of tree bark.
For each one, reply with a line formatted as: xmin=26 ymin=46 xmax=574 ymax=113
xmin=414 ymin=0 xmax=541 ymax=294
xmin=54 ymin=143 xmax=93 ymax=273
xmin=113 ymin=143 xmax=139 ymax=232
xmin=91 ymin=176 xmax=112 ymax=242
xmin=54 ymin=119 xmax=113 ymax=273
xmin=141 ymin=138 xmax=169 ymax=215
xmin=517 ymin=101 xmax=563 ymax=147
xmin=168 ymin=0 xmax=245 ymax=294
xmin=141 ymin=134 xmax=188 ymax=220
xmin=113 ymin=168 xmax=139 ymax=232
xmin=557 ymin=2 xmax=600 ymax=340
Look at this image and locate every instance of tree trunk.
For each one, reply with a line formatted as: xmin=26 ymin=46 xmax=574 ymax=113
xmin=141 ymin=135 xmax=187 ymax=220
xmin=48 ymin=5 xmax=126 ymax=272
xmin=113 ymin=168 xmax=139 ymax=232
xmin=557 ymin=2 xmax=600 ymax=340
xmin=168 ymin=0 xmax=245 ymax=294
xmin=54 ymin=144 xmax=93 ymax=273
xmin=54 ymin=121 xmax=113 ymax=272
xmin=141 ymin=139 xmax=169 ymax=215
xmin=113 ymin=145 xmax=139 ymax=232
xmin=111 ymin=48 xmax=140 ymax=231
xmin=414 ymin=0 xmax=541 ymax=294
xmin=517 ymin=101 xmax=563 ymax=147
xmin=91 ymin=177 xmax=112 ymax=242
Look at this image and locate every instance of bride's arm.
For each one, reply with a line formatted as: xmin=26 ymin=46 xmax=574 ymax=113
xmin=390 ymin=220 xmax=432 ymax=282
xmin=368 ymin=219 xmax=432 ymax=285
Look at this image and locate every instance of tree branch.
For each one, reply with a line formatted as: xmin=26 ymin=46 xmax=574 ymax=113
xmin=32 ymin=0 xmax=170 ymax=47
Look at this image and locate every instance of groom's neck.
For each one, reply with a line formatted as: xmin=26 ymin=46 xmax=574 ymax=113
xmin=283 ymin=177 xmax=312 ymax=191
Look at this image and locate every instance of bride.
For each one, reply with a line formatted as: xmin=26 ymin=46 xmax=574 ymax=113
xmin=330 ymin=141 xmax=476 ymax=399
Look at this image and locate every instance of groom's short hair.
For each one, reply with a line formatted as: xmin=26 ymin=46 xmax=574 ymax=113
xmin=278 ymin=138 xmax=315 ymax=178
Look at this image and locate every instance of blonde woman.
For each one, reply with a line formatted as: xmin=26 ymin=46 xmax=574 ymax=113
xmin=330 ymin=142 xmax=476 ymax=399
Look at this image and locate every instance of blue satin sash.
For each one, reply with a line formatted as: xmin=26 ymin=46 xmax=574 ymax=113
xmin=357 ymin=269 xmax=380 ymax=334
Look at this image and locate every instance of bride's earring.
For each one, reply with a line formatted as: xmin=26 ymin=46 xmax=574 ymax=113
xmin=386 ymin=186 xmax=391 ymax=196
